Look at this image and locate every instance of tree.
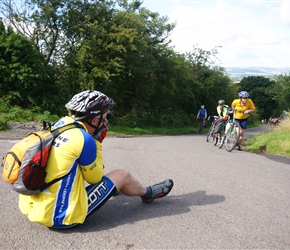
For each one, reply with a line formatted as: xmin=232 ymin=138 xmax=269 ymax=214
xmin=0 ymin=20 xmax=48 ymax=108
xmin=267 ymin=74 xmax=290 ymax=116
xmin=184 ymin=46 xmax=233 ymax=116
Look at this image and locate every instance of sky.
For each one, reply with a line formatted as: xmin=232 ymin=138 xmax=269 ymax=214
xmin=141 ymin=0 xmax=290 ymax=68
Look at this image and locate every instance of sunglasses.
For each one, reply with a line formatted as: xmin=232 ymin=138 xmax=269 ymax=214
xmin=241 ymin=97 xmax=248 ymax=99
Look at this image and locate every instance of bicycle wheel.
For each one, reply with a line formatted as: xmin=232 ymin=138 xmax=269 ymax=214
xmin=206 ymin=123 xmax=214 ymax=142
xmin=199 ymin=119 xmax=206 ymax=132
xmin=218 ymin=122 xmax=226 ymax=148
xmin=213 ymin=135 xmax=218 ymax=146
xmin=218 ymin=135 xmax=225 ymax=148
xmin=225 ymin=121 xmax=240 ymax=152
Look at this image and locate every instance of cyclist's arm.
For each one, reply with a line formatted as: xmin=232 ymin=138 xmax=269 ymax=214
xmin=79 ymin=132 xmax=104 ymax=184
xmin=243 ymin=109 xmax=255 ymax=115
xmin=231 ymin=102 xmax=236 ymax=110
xmin=226 ymin=106 xmax=233 ymax=114
xmin=244 ymin=99 xmax=256 ymax=115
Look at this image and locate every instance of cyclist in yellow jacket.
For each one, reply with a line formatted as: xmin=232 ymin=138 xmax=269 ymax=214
xmin=231 ymin=91 xmax=256 ymax=151
xmin=19 ymin=90 xmax=174 ymax=228
xmin=217 ymin=100 xmax=231 ymax=119
xmin=213 ymin=100 xmax=231 ymax=135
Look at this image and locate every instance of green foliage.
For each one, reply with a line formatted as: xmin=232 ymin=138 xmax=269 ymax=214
xmin=0 ymin=20 xmax=62 ymax=112
xmin=0 ymin=117 xmax=8 ymax=131
xmin=267 ymin=74 xmax=290 ymax=116
xmin=109 ymin=125 xmax=195 ymax=135
xmin=183 ymin=46 xmax=235 ymax=116
xmin=0 ymin=22 xmax=43 ymax=103
xmin=0 ymin=98 xmax=60 ymax=130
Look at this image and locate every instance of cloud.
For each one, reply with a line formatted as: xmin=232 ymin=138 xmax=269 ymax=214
xmin=143 ymin=1 xmax=290 ymax=68
xmin=280 ymin=1 xmax=290 ymax=26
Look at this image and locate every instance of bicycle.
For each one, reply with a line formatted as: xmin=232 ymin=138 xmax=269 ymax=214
xmin=217 ymin=109 xmax=241 ymax=152
xmin=268 ymin=117 xmax=281 ymax=128
xmin=206 ymin=116 xmax=219 ymax=142
xmin=197 ymin=117 xmax=207 ymax=133
xmin=213 ymin=120 xmax=226 ymax=147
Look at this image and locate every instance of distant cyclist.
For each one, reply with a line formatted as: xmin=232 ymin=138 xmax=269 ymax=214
xmin=231 ymin=91 xmax=256 ymax=151
xmin=197 ymin=105 xmax=207 ymax=132
xmin=213 ymin=100 xmax=231 ymax=136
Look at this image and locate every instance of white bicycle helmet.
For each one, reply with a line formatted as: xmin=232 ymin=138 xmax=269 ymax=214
xmin=238 ymin=91 xmax=250 ymax=98
xmin=65 ymin=90 xmax=114 ymax=121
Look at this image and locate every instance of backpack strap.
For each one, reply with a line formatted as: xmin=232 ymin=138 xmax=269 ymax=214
xmin=50 ymin=122 xmax=85 ymax=137
xmin=40 ymin=121 xmax=85 ymax=191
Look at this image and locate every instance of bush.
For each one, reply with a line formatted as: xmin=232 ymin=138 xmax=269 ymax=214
xmin=0 ymin=99 xmax=60 ymax=130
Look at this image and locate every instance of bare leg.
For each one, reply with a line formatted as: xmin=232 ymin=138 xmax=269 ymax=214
xmin=239 ymin=128 xmax=245 ymax=144
xmin=105 ymin=169 xmax=146 ymax=197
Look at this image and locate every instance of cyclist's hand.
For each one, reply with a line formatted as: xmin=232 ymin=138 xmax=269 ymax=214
xmin=224 ymin=115 xmax=229 ymax=121
xmin=93 ymin=125 xmax=108 ymax=143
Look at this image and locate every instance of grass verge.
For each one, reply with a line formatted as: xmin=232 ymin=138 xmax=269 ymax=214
xmin=108 ymin=126 xmax=195 ymax=135
xmin=243 ymin=118 xmax=290 ymax=158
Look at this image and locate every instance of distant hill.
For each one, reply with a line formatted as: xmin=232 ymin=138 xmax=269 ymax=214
xmin=225 ymin=67 xmax=290 ymax=81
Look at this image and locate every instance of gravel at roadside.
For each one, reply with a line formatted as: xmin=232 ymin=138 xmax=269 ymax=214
xmin=0 ymin=122 xmax=127 ymax=140
xmin=0 ymin=122 xmax=43 ymax=140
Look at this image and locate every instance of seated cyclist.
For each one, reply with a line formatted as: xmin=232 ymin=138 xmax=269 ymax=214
xmin=213 ymin=99 xmax=231 ymax=136
xmin=18 ymin=90 xmax=174 ymax=229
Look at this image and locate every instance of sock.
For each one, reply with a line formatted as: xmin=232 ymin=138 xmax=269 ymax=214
xmin=143 ymin=186 xmax=152 ymax=198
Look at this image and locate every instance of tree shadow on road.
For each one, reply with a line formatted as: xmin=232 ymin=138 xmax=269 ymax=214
xmin=54 ymin=190 xmax=225 ymax=233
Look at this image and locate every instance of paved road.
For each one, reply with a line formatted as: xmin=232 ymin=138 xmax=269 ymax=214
xmin=0 ymin=125 xmax=289 ymax=249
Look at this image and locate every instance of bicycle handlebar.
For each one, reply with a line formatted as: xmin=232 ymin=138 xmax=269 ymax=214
xmin=232 ymin=108 xmax=253 ymax=114
xmin=208 ymin=109 xmax=250 ymax=121
xmin=207 ymin=115 xmax=219 ymax=120
xmin=233 ymin=109 xmax=245 ymax=114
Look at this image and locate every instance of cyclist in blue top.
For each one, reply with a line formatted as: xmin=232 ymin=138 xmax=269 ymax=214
xmin=197 ymin=105 xmax=207 ymax=132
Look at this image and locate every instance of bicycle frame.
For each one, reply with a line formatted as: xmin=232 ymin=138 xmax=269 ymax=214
xmin=217 ymin=110 xmax=241 ymax=152
xmin=206 ymin=116 xmax=219 ymax=142
xmin=198 ymin=117 xmax=207 ymax=133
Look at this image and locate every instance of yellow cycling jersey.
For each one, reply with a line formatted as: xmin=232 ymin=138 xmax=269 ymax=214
xmin=19 ymin=116 xmax=104 ymax=227
xmin=232 ymin=98 xmax=255 ymax=119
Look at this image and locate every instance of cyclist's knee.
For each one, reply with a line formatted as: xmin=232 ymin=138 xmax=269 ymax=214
xmin=106 ymin=169 xmax=131 ymax=190
xmin=240 ymin=129 xmax=245 ymax=136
